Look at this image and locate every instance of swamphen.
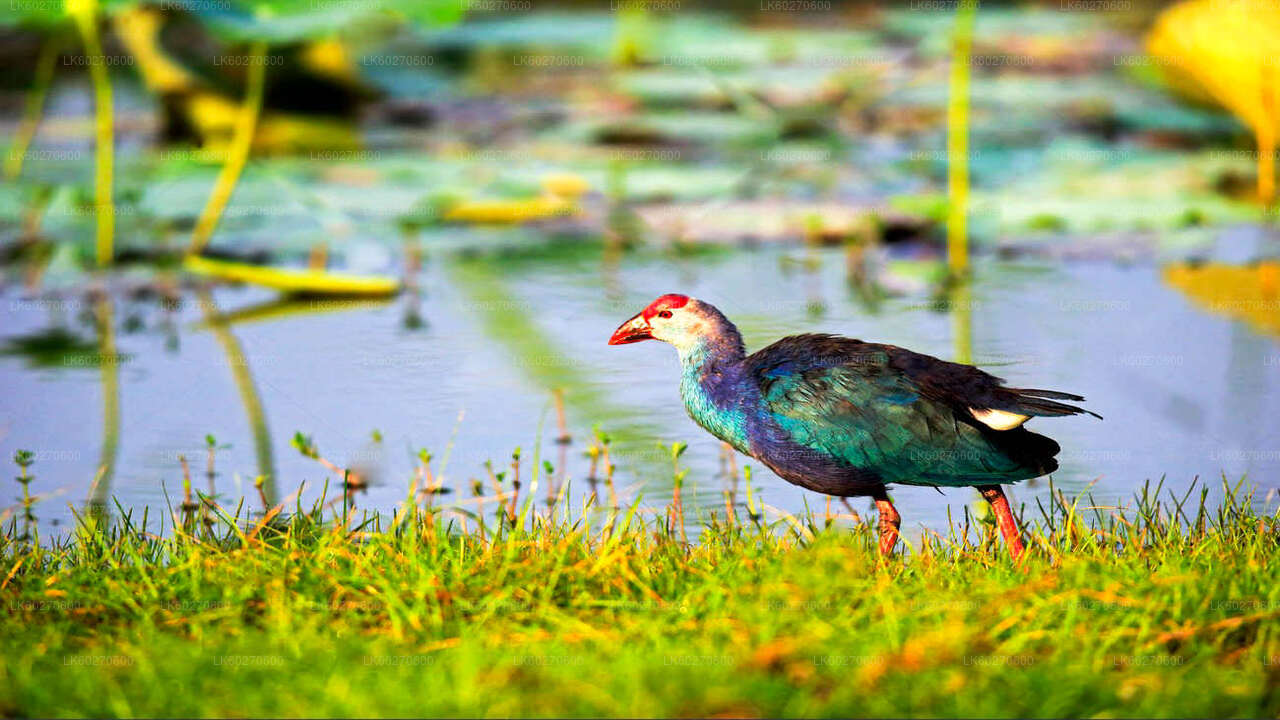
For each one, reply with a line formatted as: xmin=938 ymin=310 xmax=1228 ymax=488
xmin=608 ymin=294 xmax=1100 ymax=559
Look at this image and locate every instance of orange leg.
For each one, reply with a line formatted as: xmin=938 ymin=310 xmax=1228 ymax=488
xmin=871 ymin=489 xmax=901 ymax=557
xmin=978 ymin=484 xmax=1025 ymax=560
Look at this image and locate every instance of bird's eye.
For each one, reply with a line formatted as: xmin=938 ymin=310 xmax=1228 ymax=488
xmin=657 ymin=310 xmax=673 ymax=319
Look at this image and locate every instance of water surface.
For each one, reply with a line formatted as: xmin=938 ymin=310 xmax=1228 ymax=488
xmin=2 ymin=243 xmax=1277 ymax=538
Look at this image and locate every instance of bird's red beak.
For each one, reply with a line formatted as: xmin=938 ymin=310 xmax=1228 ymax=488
xmin=608 ymin=312 xmax=653 ymax=345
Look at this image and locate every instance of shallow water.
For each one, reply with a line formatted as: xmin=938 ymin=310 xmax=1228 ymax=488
xmin=2 ymin=242 xmax=1278 ymax=538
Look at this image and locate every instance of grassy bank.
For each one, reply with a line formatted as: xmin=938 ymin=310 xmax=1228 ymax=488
xmin=1 ymin=471 xmax=1277 ymax=718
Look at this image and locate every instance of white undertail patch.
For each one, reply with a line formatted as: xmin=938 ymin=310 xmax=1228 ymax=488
xmin=970 ymin=408 xmax=1031 ymax=430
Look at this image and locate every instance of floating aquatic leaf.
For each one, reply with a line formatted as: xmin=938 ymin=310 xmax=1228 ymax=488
xmin=183 ymin=255 xmax=401 ymax=296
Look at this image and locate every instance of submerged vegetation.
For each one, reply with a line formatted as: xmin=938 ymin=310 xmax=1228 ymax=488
xmin=0 ymin=448 xmax=1276 ymax=716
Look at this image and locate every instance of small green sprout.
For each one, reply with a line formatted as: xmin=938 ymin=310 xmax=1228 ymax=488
xmin=292 ymin=432 xmax=319 ymax=460
xmin=13 ymin=450 xmax=37 ymax=542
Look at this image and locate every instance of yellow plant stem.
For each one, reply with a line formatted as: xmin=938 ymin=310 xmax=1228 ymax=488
xmin=946 ymin=0 xmax=977 ymax=277
xmin=189 ymin=40 xmax=268 ymax=256
xmin=5 ymin=36 xmax=60 ymax=181
xmin=70 ymin=5 xmax=114 ymax=267
xmin=1255 ymin=15 xmax=1277 ymax=206
xmin=1260 ymin=126 xmax=1276 ymax=207
xmin=1259 ymin=70 xmax=1276 ymax=205
xmin=952 ymin=279 xmax=973 ymax=366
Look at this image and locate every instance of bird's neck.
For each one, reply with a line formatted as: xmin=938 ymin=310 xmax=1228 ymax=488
xmin=675 ymin=325 xmax=745 ymax=368
xmin=677 ymin=325 xmax=754 ymax=454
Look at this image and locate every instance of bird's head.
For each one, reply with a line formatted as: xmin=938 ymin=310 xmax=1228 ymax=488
xmin=608 ymin=294 xmax=739 ymax=355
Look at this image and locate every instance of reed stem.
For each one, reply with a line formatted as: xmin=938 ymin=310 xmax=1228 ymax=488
xmin=946 ymin=0 xmax=976 ymax=278
xmin=4 ymin=36 xmax=60 ymax=181
xmin=188 ymin=40 xmax=268 ymax=255
xmin=69 ymin=1 xmax=115 ymax=267
xmin=92 ymin=295 xmax=118 ymax=513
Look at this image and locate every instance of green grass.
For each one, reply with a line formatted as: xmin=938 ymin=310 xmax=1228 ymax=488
xmin=1 ymin=466 xmax=1277 ymax=718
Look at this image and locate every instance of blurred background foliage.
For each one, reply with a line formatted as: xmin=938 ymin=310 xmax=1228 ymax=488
xmin=2 ymin=0 xmax=1275 ymax=259
xmin=2 ymin=0 xmax=1279 ymax=544
xmin=3 ymin=0 xmax=1278 ymax=339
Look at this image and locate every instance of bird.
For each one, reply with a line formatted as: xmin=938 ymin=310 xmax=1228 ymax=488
xmin=607 ymin=294 xmax=1100 ymax=559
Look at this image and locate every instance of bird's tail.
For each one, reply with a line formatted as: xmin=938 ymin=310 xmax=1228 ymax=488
xmin=1004 ymin=387 xmax=1102 ymax=420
